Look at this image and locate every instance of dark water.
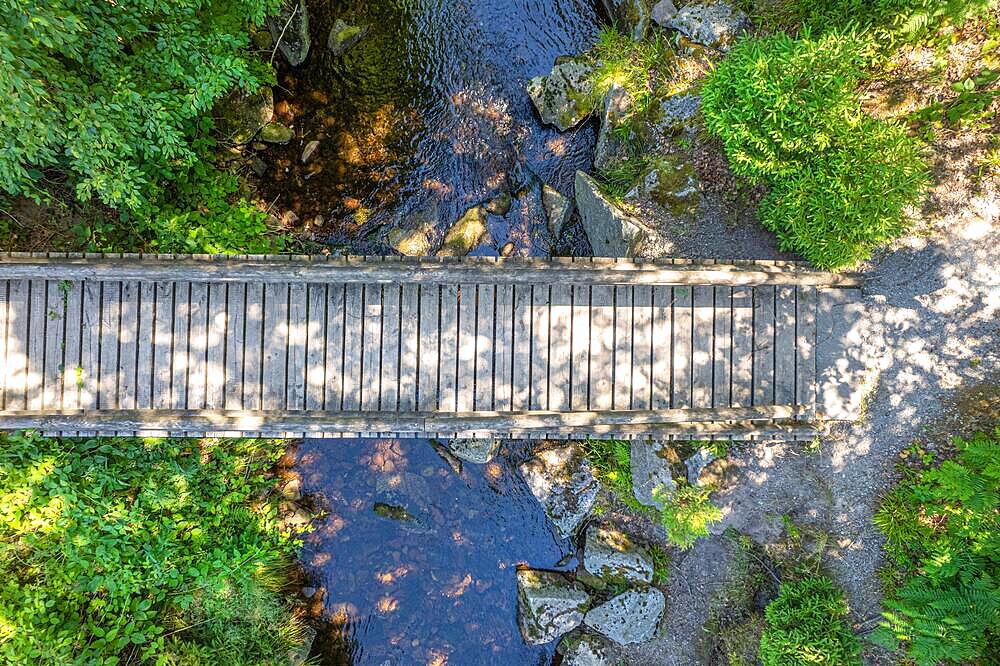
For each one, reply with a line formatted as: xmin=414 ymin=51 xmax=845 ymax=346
xmin=263 ymin=0 xmax=600 ymax=253
xmin=294 ymin=438 xmax=574 ymax=665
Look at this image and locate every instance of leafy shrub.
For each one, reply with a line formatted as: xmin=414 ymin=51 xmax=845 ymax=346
xmin=590 ymin=27 xmax=673 ymax=117
xmin=0 ymin=432 xmax=307 ymax=664
xmin=758 ymin=575 xmax=862 ymax=666
xmin=872 ymin=429 xmax=1000 ymax=665
xmin=654 ymin=482 xmax=723 ymax=550
xmin=702 ymin=32 xmax=928 ymax=269
xmin=583 ymin=438 xmax=647 ymax=513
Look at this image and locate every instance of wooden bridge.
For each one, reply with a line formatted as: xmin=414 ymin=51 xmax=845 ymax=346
xmin=0 ymin=253 xmax=860 ymax=440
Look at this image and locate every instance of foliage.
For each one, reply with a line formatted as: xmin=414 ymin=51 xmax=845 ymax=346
xmin=654 ymin=482 xmax=723 ymax=550
xmin=583 ymin=438 xmax=647 ymax=513
xmin=0 ymin=431 xmax=308 ymax=664
xmin=596 ymin=153 xmax=650 ymax=201
xmin=702 ymin=31 xmax=928 ymax=269
xmin=871 ymin=429 xmax=1000 ymax=665
xmin=758 ymin=575 xmax=862 ymax=666
xmin=648 ymin=543 xmax=671 ymax=586
xmin=590 ymin=27 xmax=673 ymax=118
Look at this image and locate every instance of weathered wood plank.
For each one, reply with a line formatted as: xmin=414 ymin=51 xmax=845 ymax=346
xmin=325 ymin=284 xmax=347 ymax=411
xmin=117 ymin=280 xmax=139 ymax=411
xmin=650 ymin=285 xmax=672 ymax=410
xmin=753 ymin=286 xmax=776 ymax=406
xmin=417 ymin=284 xmax=439 ymax=411
xmin=511 ymin=284 xmax=532 ymax=411
xmin=152 ymin=282 xmax=175 ymax=410
xmin=305 ymin=284 xmax=327 ymax=410
xmin=243 ymin=282 xmax=265 ymax=410
xmin=262 ymin=283 xmax=289 ymax=410
xmin=135 ymin=282 xmax=156 ymax=410
xmin=62 ymin=280 xmax=84 ymax=410
xmin=25 ymin=279 xmax=47 ymax=410
xmin=731 ymin=286 xmax=754 ymax=408
xmin=286 ymin=282 xmax=308 ymax=411
xmin=170 ymin=282 xmax=191 ymax=410
xmin=548 ymin=283 xmax=572 ymax=412
xmin=530 ymin=285 xmax=550 ymax=410
xmin=713 ymin=287 xmax=733 ymax=409
xmin=475 ymin=284 xmax=495 ymax=412
xmin=774 ymin=285 xmax=797 ymax=406
xmin=612 ymin=285 xmax=633 ymax=410
xmin=42 ymin=281 xmax=66 ymax=410
xmin=672 ymin=285 xmax=693 ymax=409
xmin=692 ymin=285 xmax=715 ymax=409
xmin=457 ymin=283 xmax=478 ymax=413
xmin=186 ymin=282 xmax=209 ymax=410
xmin=380 ymin=283 xmax=401 ymax=411
xmin=98 ymin=281 xmax=121 ymax=410
xmin=341 ymin=284 xmax=364 ymax=411
xmin=0 ymin=282 xmax=7 ymax=410
xmin=631 ymin=286 xmax=653 ymax=410
xmin=796 ymin=286 xmax=817 ymax=415
xmin=398 ymin=283 xmax=419 ymax=411
xmin=438 ymin=284 xmax=459 ymax=412
xmin=224 ymin=283 xmax=247 ymax=411
xmin=589 ymin=285 xmax=614 ymax=410
xmin=570 ymin=284 xmax=590 ymax=411
xmin=493 ymin=283 xmax=514 ymax=411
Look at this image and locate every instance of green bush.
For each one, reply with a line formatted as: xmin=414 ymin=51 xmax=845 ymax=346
xmin=702 ymin=32 xmax=928 ymax=269
xmin=590 ymin=27 xmax=673 ymax=118
xmin=0 ymin=431 xmax=307 ymax=664
xmin=654 ymin=482 xmax=723 ymax=550
xmin=872 ymin=429 xmax=1000 ymax=665
xmin=759 ymin=575 xmax=862 ymax=666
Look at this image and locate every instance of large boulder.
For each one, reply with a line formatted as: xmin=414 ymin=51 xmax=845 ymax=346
xmin=543 ymin=184 xmax=574 ymax=237
xmin=558 ymin=632 xmax=617 ymax=665
xmin=213 ymin=87 xmax=274 ymax=144
xmin=268 ymin=0 xmax=311 ymax=66
xmin=519 ymin=444 xmax=600 ymax=538
xmin=662 ymin=1 xmax=748 ymax=50
xmin=584 ymin=588 xmax=665 ymax=645
xmin=448 ymin=438 xmax=501 ymax=464
xmin=594 ymin=84 xmax=634 ymax=172
xmin=583 ymin=525 xmax=654 ymax=584
xmin=517 ymin=569 xmax=591 ymax=645
xmin=574 ymin=171 xmax=649 ymax=257
xmin=527 ymin=58 xmax=598 ymax=131
xmin=437 ymin=206 xmax=489 ymax=256
xmin=649 ymin=93 xmax=701 ymax=136
xmin=624 ymin=155 xmax=701 ymax=220
xmin=630 ymin=440 xmax=678 ymax=509
xmin=684 ymin=448 xmax=718 ymax=485
xmin=602 ymin=0 xmax=654 ymax=41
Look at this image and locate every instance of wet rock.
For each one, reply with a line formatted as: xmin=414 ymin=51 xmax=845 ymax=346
xmin=281 ymin=478 xmax=303 ymax=501
xmin=517 ymin=569 xmax=591 ymax=645
xmin=301 ymin=586 xmax=317 ymax=598
xmin=630 ymin=440 xmax=678 ymax=509
xmin=373 ymin=502 xmax=418 ymax=522
xmin=602 ymin=0 xmax=654 ymax=41
xmin=526 ymin=58 xmax=597 ymax=131
xmin=594 ymin=84 xmax=634 ymax=172
xmin=300 ymin=140 xmax=320 ymax=164
xmin=267 ymin=0 xmax=311 ymax=66
xmin=280 ymin=502 xmax=312 ymax=530
xmin=558 ymin=632 xmax=617 ymax=665
xmin=685 ymin=448 xmax=717 ymax=485
xmin=387 ymin=224 xmax=434 ymax=256
xmin=334 ymin=131 xmax=364 ymax=165
xmin=288 ymin=625 xmax=316 ymax=666
xmin=583 ymin=525 xmax=654 ymax=584
xmin=250 ymin=157 xmax=268 ymax=177
xmin=651 ymin=0 xmax=678 ymax=25
xmin=584 ymin=588 xmax=665 ymax=645
xmin=448 ymin=438 xmax=501 ymax=464
xmin=543 ymin=184 xmax=574 ymax=237
xmin=664 ymin=1 xmax=748 ymax=50
xmin=650 ymin=93 xmax=701 ymax=136
xmin=213 ymin=87 xmax=274 ymax=144
xmin=259 ymin=122 xmax=295 ymax=144
xmin=574 ymin=171 xmax=648 ymax=257
xmin=519 ymin=443 xmax=600 ymax=538
xmin=374 ymin=472 xmax=436 ymax=533
xmin=501 ymin=241 xmax=516 ymax=256
xmin=485 ymin=192 xmax=513 ymax=216
xmin=624 ymin=155 xmax=701 ymax=219
xmin=327 ymin=18 xmax=368 ymax=56
xmin=437 ymin=206 xmax=489 ymax=256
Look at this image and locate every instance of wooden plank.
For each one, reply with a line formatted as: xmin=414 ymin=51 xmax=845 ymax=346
xmin=398 ymin=283 xmax=419 ymax=411
xmin=548 ymin=283 xmax=572 ymax=412
xmin=530 ymin=285 xmax=550 ymax=410
xmin=170 ymin=282 xmax=191 ymax=410
xmin=438 ymin=284 xmax=459 ymax=412
xmin=286 ymin=282 xmax=307 ymax=410
xmin=631 ymin=286 xmax=652 ymax=410
xmin=117 ymin=280 xmax=139 ymax=411
xmin=324 ymin=284 xmax=346 ymax=411
xmin=511 ymin=284 xmax=533 ymax=411
xmin=341 ymin=284 xmax=364 ymax=410
xmin=612 ymin=285 xmax=633 ymax=410
xmin=0 ymin=281 xmax=7 ymax=410
xmin=62 ymin=280 xmax=84 ymax=410
xmin=650 ymin=285 xmax=672 ymax=409
xmin=98 ymin=281 xmax=121 ymax=410
xmin=774 ymin=286 xmax=797 ymax=406
xmin=135 ymin=282 xmax=156 ymax=410
xmin=152 ymin=283 xmax=175 ymax=410
xmin=731 ymin=286 xmax=754 ymax=408
xmin=570 ymin=284 xmax=590 ymax=411
xmin=25 ymin=279 xmax=46 ymax=410
xmin=796 ymin=286 xmax=817 ymax=415
xmin=380 ymin=283 xmax=401 ymax=411
xmin=0 ymin=255 xmax=861 ymax=287
xmin=42 ymin=281 xmax=66 ymax=410
xmin=186 ymin=282 xmax=209 ymax=410
xmin=713 ymin=287 xmax=733 ymax=409
xmin=305 ymin=284 xmax=327 ymax=410
xmin=243 ymin=282 xmax=265 ymax=411
xmin=692 ymin=286 xmax=714 ymax=409
xmin=753 ymin=286 xmax=776 ymax=407
xmin=456 ymin=283 xmax=478 ymax=412
xmin=474 ymin=283 xmax=495 ymax=411
xmin=493 ymin=283 xmax=514 ymax=411
xmin=671 ymin=285 xmax=693 ymax=409
xmin=589 ymin=285 xmax=614 ymax=410
xmin=206 ymin=283 xmax=228 ymax=410
xmin=225 ymin=283 xmax=247 ymax=411
xmin=417 ymin=284 xmax=439 ymax=411
xmin=262 ymin=282 xmax=289 ymax=410
xmin=361 ymin=283 xmax=383 ymax=411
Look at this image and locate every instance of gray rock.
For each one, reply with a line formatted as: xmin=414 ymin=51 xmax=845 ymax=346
xmin=517 ymin=569 xmax=591 ymax=645
xmin=526 ymin=59 xmax=597 ymax=131
xmin=301 ymin=139 xmax=320 ymax=164
xmin=583 ymin=525 xmax=654 ymax=584
xmin=542 ymin=184 xmax=574 ymax=237
xmin=624 ymin=155 xmax=701 ymax=220
xmin=665 ymin=1 xmax=749 ymax=50
xmin=268 ymin=0 xmax=311 ymax=67
xmin=387 ymin=224 xmax=434 ymax=256
xmin=651 ymin=0 xmax=678 ymax=25
xmin=558 ymin=632 xmax=617 ymax=665
xmin=574 ymin=171 xmax=648 ymax=257
xmin=519 ymin=443 xmax=600 ymax=538
xmin=630 ymin=440 xmax=677 ymax=509
xmin=327 ymin=19 xmax=367 ymax=56
xmin=651 ymin=93 xmax=701 ymax=135
xmin=685 ymin=448 xmax=717 ymax=485
xmin=448 ymin=438 xmax=501 ymax=464
xmin=584 ymin=588 xmax=665 ymax=645
xmin=374 ymin=471 xmax=436 ymax=534
xmin=213 ymin=87 xmax=274 ymax=144
xmin=437 ymin=206 xmax=489 ymax=256
xmin=602 ymin=0 xmax=654 ymax=41
xmin=259 ymin=122 xmax=295 ymax=144
xmin=594 ymin=84 xmax=634 ymax=172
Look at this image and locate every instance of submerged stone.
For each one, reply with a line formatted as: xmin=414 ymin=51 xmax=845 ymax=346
xmin=583 ymin=525 xmax=654 ymax=584
xmin=574 ymin=171 xmax=648 ymax=257
xmin=373 ymin=502 xmax=417 ymax=522
xmin=519 ymin=443 xmax=600 ymax=538
xmin=543 ymin=184 xmax=574 ymax=237
xmin=267 ymin=0 xmax=311 ymax=66
xmin=526 ymin=58 xmax=597 ymax=131
xmin=259 ymin=122 xmax=295 ymax=144
xmin=213 ymin=87 xmax=274 ymax=144
xmin=664 ymin=1 xmax=748 ymax=50
xmin=517 ymin=569 xmax=591 ymax=645
xmin=448 ymin=438 xmax=501 ymax=464
xmin=327 ymin=18 xmax=368 ymax=56
xmin=437 ymin=206 xmax=489 ymax=256
xmin=485 ymin=192 xmax=513 ymax=216
xmin=387 ymin=224 xmax=434 ymax=256
xmin=584 ymin=588 xmax=665 ymax=645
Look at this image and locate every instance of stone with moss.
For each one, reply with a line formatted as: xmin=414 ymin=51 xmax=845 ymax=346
xmin=448 ymin=438 xmax=501 ymax=464
xmin=557 ymin=631 xmax=617 ymax=665
xmin=213 ymin=87 xmax=274 ymax=144
xmin=594 ymin=84 xmax=634 ymax=172
xmin=602 ymin=0 xmax=655 ymax=41
xmin=663 ymin=1 xmax=748 ymax=50
xmin=387 ymin=224 xmax=434 ymax=256
xmin=485 ymin=192 xmax=513 ymax=216
xmin=527 ymin=58 xmax=598 ymax=131
xmin=267 ymin=0 xmax=311 ymax=66
xmin=436 ymin=206 xmax=489 ymax=256
xmin=574 ymin=171 xmax=649 ymax=257
xmin=519 ymin=443 xmax=600 ymax=538
xmin=583 ymin=524 xmax=654 ymax=584
xmin=543 ymin=184 xmax=574 ymax=237
xmin=624 ymin=154 xmax=701 ymax=219
xmin=259 ymin=122 xmax=295 ymax=144
xmin=584 ymin=587 xmax=665 ymax=645
xmin=517 ymin=569 xmax=591 ymax=645
xmin=327 ymin=19 xmax=368 ymax=56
